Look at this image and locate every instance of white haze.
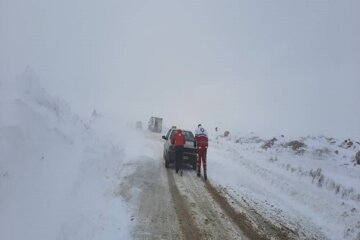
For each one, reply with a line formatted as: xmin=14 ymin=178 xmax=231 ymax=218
xmin=1 ymin=0 xmax=359 ymax=138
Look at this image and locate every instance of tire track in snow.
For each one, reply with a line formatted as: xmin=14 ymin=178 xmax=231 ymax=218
xmin=167 ymin=169 xmax=202 ymax=240
xmin=118 ymin=158 xmax=182 ymax=239
xmin=205 ymin=181 xmax=297 ymax=240
xmin=171 ymin=169 xmax=247 ymax=240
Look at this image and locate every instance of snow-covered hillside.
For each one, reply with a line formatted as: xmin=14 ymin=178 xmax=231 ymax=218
xmin=1 ymin=69 xmax=359 ymax=239
xmin=209 ymin=132 xmax=360 ymax=239
xmin=0 ymin=69 xmax=135 ymax=239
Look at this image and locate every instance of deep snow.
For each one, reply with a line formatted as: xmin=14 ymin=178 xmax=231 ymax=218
xmin=209 ymin=131 xmax=360 ymax=239
xmin=0 ymin=69 xmax=136 ymax=239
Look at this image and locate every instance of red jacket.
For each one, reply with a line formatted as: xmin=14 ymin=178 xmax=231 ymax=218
xmin=171 ymin=129 xmax=186 ymax=146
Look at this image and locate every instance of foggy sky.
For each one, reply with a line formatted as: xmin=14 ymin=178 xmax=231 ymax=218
xmin=1 ymin=0 xmax=359 ymax=138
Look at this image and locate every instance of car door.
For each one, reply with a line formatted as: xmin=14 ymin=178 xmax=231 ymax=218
xmin=163 ymin=129 xmax=173 ymax=157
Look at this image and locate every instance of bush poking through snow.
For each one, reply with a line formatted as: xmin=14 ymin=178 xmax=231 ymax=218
xmin=284 ymin=140 xmax=306 ymax=155
xmin=339 ymin=139 xmax=354 ymax=149
xmin=356 ymin=151 xmax=360 ymax=165
xmin=310 ymin=168 xmax=323 ymax=185
xmin=326 ymin=137 xmax=337 ymax=144
xmin=268 ymin=156 xmax=278 ymax=162
xmin=313 ymin=147 xmax=332 ymax=158
xmin=310 ymin=169 xmax=340 ymax=194
xmin=262 ymin=138 xmax=278 ymax=150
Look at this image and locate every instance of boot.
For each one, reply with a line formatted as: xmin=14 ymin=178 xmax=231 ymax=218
xmin=204 ymin=173 xmax=207 ymax=181
xmin=197 ymin=172 xmax=200 ymax=177
xmin=180 ymin=169 xmax=183 ymax=176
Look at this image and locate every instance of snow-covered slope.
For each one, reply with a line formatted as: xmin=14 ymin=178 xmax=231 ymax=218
xmin=0 ymin=69 xmax=133 ymax=239
xmin=209 ymin=132 xmax=360 ymax=239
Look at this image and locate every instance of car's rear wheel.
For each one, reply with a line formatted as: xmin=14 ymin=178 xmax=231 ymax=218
xmin=165 ymin=154 xmax=170 ymax=168
xmin=192 ymin=161 xmax=196 ymax=170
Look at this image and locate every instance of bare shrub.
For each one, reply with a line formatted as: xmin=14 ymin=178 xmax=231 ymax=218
xmin=339 ymin=139 xmax=354 ymax=149
xmin=314 ymin=147 xmax=332 ymax=158
xmin=310 ymin=168 xmax=322 ymax=182
xmin=355 ymin=194 xmax=360 ymax=201
xmin=286 ymin=164 xmax=290 ymax=171
xmin=268 ymin=156 xmax=278 ymax=162
xmin=356 ymin=151 xmax=360 ymax=165
xmin=248 ymin=136 xmax=263 ymax=143
xmin=335 ymin=184 xmax=341 ymax=194
xmin=326 ymin=137 xmax=336 ymax=144
xmin=318 ymin=175 xmax=325 ymax=187
xmin=262 ymin=138 xmax=278 ymax=150
xmin=342 ymin=188 xmax=354 ymax=199
xmin=285 ymin=140 xmax=306 ymax=154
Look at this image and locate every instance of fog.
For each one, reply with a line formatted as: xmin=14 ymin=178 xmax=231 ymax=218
xmin=1 ymin=0 xmax=359 ymax=138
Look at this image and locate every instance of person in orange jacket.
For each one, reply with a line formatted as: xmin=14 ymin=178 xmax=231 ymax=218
xmin=171 ymin=129 xmax=186 ymax=176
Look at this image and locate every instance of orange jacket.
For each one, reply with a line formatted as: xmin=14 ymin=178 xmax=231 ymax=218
xmin=171 ymin=129 xmax=186 ymax=146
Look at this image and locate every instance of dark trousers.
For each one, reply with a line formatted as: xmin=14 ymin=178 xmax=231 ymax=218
xmin=175 ymin=146 xmax=184 ymax=172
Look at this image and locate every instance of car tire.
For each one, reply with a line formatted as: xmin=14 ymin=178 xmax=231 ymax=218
xmin=192 ymin=162 xmax=196 ymax=170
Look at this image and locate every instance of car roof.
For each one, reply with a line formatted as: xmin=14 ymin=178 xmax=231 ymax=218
xmin=170 ymin=129 xmax=193 ymax=133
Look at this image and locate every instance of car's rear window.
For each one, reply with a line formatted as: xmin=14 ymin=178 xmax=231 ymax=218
xmin=170 ymin=130 xmax=194 ymax=141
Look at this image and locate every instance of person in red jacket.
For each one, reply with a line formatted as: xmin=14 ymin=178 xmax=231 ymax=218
xmin=171 ymin=129 xmax=186 ymax=176
xmin=195 ymin=124 xmax=208 ymax=180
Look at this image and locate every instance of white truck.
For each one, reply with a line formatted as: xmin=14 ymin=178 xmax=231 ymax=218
xmin=148 ymin=117 xmax=163 ymax=133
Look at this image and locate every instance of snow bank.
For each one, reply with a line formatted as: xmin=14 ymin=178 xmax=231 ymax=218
xmin=209 ymin=132 xmax=360 ymax=239
xmin=0 ymin=69 xmax=133 ymax=239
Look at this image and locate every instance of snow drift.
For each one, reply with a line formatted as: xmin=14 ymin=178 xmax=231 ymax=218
xmin=0 ymin=69 xmax=133 ymax=239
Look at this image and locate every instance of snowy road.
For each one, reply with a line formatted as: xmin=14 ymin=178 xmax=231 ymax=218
xmin=120 ymin=157 xmax=247 ymax=239
xmin=117 ymin=133 xmax=295 ymax=240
